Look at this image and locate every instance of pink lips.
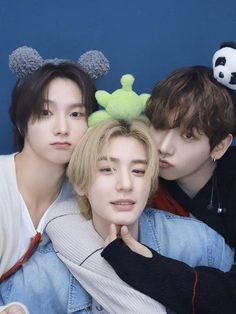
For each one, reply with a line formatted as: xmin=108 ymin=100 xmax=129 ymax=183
xmin=159 ymin=159 xmax=173 ymax=169
xmin=50 ymin=142 xmax=71 ymax=150
xmin=110 ymin=199 xmax=135 ymax=211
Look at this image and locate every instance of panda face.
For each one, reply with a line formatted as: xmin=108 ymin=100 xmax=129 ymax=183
xmin=212 ymin=47 xmax=236 ymax=90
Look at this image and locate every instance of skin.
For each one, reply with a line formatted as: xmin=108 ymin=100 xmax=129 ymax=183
xmin=151 ymin=127 xmax=230 ymax=197
xmin=105 ymin=223 xmax=153 ymax=258
xmin=20 ymin=77 xmax=87 ymax=166
xmin=78 ymin=136 xmax=151 ymax=240
xmin=15 ymin=77 xmax=87 ymax=227
xmin=1 ymin=304 xmax=27 ymax=314
xmin=105 ymin=126 xmax=232 ymax=254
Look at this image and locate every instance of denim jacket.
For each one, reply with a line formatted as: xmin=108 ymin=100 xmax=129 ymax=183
xmin=0 ymin=208 xmax=234 ymax=313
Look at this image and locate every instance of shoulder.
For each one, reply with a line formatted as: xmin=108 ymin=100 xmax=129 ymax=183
xmin=0 ymin=153 xmax=15 ymax=170
xmin=142 ymin=207 xmax=221 ymax=233
xmin=143 ymin=207 xmax=197 ymax=221
xmin=217 ymin=146 xmax=236 ymax=181
xmin=0 ymin=154 xmax=18 ymax=203
xmin=46 ymin=197 xmax=79 ymax=223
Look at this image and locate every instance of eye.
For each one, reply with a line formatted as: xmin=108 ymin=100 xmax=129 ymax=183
xmin=229 ymin=72 xmax=236 ymax=85
xmin=182 ymin=131 xmax=194 ymax=140
xmin=99 ymin=166 xmax=116 ymax=174
xmin=132 ymin=168 xmax=146 ymax=176
xmin=40 ymin=109 xmax=52 ymax=119
xmin=70 ymin=111 xmax=86 ymax=119
xmin=215 ymin=57 xmax=226 ymax=67
xmin=100 ymin=167 xmax=112 ymax=172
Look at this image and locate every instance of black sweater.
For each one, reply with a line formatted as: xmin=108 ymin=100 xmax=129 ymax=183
xmin=102 ymin=147 xmax=236 ymax=314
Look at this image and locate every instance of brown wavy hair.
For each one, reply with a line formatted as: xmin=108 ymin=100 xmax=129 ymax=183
xmin=146 ymin=66 xmax=235 ymax=150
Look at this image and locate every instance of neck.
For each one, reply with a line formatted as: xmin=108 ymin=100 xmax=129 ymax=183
xmin=92 ymin=218 xmax=139 ymax=241
xmin=15 ymin=149 xmax=66 ymax=226
xmin=177 ymin=158 xmax=216 ymax=198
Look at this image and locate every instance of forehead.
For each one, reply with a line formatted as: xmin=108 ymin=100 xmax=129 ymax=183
xmin=45 ymin=77 xmax=83 ymax=103
xmin=99 ymin=136 xmax=147 ymax=160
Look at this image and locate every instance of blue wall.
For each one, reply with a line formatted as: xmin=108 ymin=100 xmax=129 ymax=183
xmin=1 ymin=0 xmax=236 ymax=153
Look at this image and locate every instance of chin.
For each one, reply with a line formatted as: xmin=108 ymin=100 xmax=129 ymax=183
xmin=159 ymin=172 xmax=179 ymax=181
xmin=114 ymin=217 xmax=137 ymax=226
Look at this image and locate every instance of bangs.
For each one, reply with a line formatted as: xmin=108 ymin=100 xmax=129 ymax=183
xmin=148 ymin=92 xmax=206 ymax=135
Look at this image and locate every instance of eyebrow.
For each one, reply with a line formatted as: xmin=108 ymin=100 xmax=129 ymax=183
xmin=43 ymin=99 xmax=85 ymax=109
xmin=98 ymin=156 xmax=147 ymax=164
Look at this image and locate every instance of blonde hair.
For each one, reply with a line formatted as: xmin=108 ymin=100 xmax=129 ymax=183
xmin=67 ymin=119 xmax=159 ymax=218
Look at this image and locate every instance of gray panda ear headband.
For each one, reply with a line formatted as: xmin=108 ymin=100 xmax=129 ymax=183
xmin=212 ymin=41 xmax=236 ymax=91
xmin=9 ymin=46 xmax=110 ymax=80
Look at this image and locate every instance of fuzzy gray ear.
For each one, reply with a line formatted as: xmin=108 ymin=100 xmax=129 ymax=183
xmin=9 ymin=46 xmax=44 ymax=79
xmin=78 ymin=50 xmax=110 ymax=80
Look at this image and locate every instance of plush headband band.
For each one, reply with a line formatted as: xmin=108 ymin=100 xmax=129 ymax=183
xmin=9 ymin=46 xmax=110 ymax=80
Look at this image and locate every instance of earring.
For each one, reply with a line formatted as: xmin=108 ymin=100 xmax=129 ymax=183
xmin=211 ymin=156 xmax=216 ymax=162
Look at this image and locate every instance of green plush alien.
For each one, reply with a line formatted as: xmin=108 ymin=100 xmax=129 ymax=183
xmin=88 ymin=74 xmax=150 ymax=127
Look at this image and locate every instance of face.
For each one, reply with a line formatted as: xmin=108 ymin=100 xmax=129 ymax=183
xmin=85 ymin=136 xmax=150 ymax=239
xmin=151 ymin=126 xmax=214 ymax=191
xmin=24 ymin=77 xmax=87 ymax=166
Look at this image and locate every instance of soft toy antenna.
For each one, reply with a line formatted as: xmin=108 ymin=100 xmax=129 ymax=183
xmin=88 ymin=74 xmax=150 ymax=127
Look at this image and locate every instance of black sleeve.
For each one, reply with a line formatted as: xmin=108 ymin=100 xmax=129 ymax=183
xmin=101 ymin=239 xmax=236 ymax=314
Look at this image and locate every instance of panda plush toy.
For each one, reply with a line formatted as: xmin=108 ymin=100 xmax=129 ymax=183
xmin=213 ymin=41 xmax=236 ymax=91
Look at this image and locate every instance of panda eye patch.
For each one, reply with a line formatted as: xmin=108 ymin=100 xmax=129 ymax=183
xmin=229 ymin=72 xmax=236 ymax=85
xmin=215 ymin=57 xmax=226 ymax=67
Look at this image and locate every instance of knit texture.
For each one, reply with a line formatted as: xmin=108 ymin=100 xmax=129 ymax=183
xmin=45 ymin=198 xmax=166 ymax=314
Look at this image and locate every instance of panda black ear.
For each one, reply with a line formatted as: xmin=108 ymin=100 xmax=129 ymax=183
xmin=220 ymin=41 xmax=236 ymax=49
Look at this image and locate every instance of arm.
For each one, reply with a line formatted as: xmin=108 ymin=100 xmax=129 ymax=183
xmin=45 ymin=199 xmax=167 ymax=314
xmin=102 ymin=227 xmax=236 ymax=314
xmin=0 ymin=165 xmax=22 ymax=278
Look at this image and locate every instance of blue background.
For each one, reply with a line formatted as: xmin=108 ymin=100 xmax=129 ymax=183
xmin=1 ymin=0 xmax=236 ymax=153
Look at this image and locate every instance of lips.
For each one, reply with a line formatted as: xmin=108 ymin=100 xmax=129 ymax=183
xmin=110 ymin=199 xmax=135 ymax=211
xmin=159 ymin=159 xmax=173 ymax=169
xmin=50 ymin=142 xmax=71 ymax=149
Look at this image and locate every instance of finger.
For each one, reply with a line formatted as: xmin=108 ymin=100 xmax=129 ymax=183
xmin=120 ymin=226 xmax=153 ymax=258
xmin=104 ymin=224 xmax=119 ymax=247
xmin=2 ymin=304 xmax=26 ymax=314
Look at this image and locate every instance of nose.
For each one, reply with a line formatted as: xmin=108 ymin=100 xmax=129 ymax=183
xmin=158 ymin=130 xmax=175 ymax=157
xmin=219 ymin=72 xmax=224 ymax=78
xmin=53 ymin=114 xmax=69 ymax=136
xmin=116 ymin=169 xmax=133 ymax=192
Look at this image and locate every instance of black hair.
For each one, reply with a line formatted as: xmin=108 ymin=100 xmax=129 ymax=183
xmin=9 ymin=62 xmax=97 ymax=151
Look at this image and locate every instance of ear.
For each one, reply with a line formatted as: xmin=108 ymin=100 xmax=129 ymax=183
xmin=211 ymin=134 xmax=233 ymax=160
xmin=73 ymin=184 xmax=86 ymax=197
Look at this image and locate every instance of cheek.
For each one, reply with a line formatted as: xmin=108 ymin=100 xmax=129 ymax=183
xmin=74 ymin=120 xmax=88 ymax=136
xmin=26 ymin=124 xmax=46 ymax=143
xmin=151 ymin=133 xmax=163 ymax=147
xmin=181 ymin=147 xmax=210 ymax=169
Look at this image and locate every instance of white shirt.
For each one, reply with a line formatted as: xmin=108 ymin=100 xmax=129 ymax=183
xmin=0 ymin=153 xmax=74 ymax=273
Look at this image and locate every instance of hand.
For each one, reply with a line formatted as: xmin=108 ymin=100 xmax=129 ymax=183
xmin=105 ymin=224 xmax=152 ymax=258
xmin=0 ymin=303 xmax=28 ymax=314
xmin=119 ymin=225 xmax=153 ymax=258
xmin=104 ymin=224 xmax=121 ymax=247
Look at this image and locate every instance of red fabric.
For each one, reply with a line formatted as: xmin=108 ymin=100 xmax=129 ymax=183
xmin=192 ymin=271 xmax=198 ymax=314
xmin=150 ymin=185 xmax=189 ymax=217
xmin=0 ymin=232 xmax=41 ymax=282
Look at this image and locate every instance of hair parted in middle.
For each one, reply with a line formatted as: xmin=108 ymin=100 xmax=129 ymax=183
xmin=67 ymin=118 xmax=159 ymax=219
xmin=9 ymin=61 xmax=97 ymax=151
xmin=146 ymin=66 xmax=236 ymax=150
